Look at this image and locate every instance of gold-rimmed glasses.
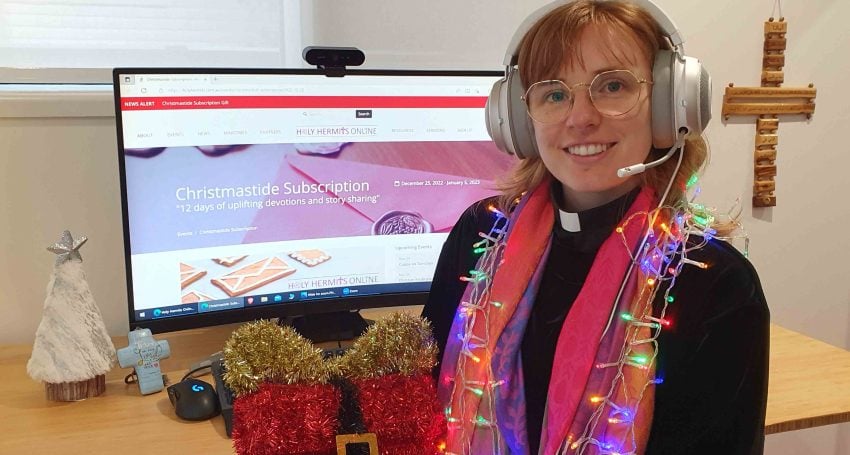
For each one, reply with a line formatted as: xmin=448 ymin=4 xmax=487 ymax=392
xmin=522 ymin=69 xmax=652 ymax=123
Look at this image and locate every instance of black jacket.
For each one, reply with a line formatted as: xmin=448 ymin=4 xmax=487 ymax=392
xmin=422 ymin=192 xmax=769 ymax=454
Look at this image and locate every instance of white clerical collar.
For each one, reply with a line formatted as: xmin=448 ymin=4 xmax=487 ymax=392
xmin=558 ymin=209 xmax=581 ymax=233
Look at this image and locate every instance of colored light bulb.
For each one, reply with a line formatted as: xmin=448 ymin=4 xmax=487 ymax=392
xmin=693 ymin=215 xmax=709 ymax=226
xmin=608 ymin=409 xmax=634 ymax=424
xmin=628 ymin=355 xmax=649 ymax=365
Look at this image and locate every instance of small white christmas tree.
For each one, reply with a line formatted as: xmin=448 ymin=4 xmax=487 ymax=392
xmin=27 ymin=230 xmax=117 ymax=401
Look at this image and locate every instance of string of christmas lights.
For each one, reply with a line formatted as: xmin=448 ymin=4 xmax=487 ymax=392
xmin=567 ymin=205 xmax=688 ymax=455
xmin=445 ymin=204 xmax=510 ymax=455
xmin=563 ymin=175 xmax=743 ymax=455
xmin=443 ymin=173 xmax=747 ymax=455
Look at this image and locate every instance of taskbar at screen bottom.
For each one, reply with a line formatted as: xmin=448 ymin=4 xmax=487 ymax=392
xmin=133 ymin=281 xmax=429 ymax=321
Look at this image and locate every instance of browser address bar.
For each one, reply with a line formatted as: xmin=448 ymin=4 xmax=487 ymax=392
xmin=210 ymin=75 xmax=295 ymax=85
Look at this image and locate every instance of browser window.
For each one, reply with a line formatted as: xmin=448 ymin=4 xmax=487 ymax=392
xmin=115 ymin=69 xmax=514 ymax=330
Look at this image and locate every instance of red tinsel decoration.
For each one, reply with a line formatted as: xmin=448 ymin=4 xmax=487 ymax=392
xmin=232 ymin=382 xmax=340 ymax=455
xmin=355 ymin=373 xmax=447 ymax=455
xmin=232 ymin=374 xmax=446 ymax=455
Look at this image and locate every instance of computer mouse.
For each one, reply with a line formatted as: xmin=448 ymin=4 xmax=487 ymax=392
xmin=167 ymin=378 xmax=221 ymax=421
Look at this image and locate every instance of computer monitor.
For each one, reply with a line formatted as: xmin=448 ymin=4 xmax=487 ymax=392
xmin=113 ymin=68 xmax=515 ymax=339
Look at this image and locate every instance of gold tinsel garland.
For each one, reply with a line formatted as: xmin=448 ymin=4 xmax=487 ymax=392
xmin=222 ymin=320 xmax=332 ymax=396
xmin=337 ymin=312 xmax=438 ymax=379
xmin=222 ymin=313 xmax=438 ymax=396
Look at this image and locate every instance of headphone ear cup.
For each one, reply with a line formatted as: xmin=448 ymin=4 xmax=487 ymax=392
xmin=486 ymin=79 xmax=511 ymax=155
xmin=651 ymin=49 xmax=676 ymax=149
xmin=651 ymin=50 xmax=713 ymax=148
xmin=485 ymin=70 xmax=538 ymax=159
xmin=689 ymin=58 xmax=712 ymax=135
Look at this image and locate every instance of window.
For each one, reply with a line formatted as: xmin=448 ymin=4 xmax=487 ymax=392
xmin=0 ymin=0 xmax=308 ymax=83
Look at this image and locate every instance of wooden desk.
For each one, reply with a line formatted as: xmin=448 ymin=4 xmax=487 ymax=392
xmin=1 ymin=311 xmax=848 ymax=453
xmin=765 ymin=324 xmax=850 ymax=434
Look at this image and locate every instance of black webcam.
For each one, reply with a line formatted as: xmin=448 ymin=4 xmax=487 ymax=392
xmin=302 ymin=46 xmax=365 ymax=76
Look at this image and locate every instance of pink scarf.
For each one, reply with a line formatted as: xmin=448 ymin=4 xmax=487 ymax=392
xmin=439 ymin=179 xmax=658 ymax=454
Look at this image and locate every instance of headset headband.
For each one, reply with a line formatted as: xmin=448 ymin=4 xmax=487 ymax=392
xmin=502 ymin=0 xmax=685 ymax=67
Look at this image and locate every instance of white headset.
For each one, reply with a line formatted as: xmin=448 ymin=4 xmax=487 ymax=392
xmin=485 ymin=0 xmax=712 ymax=163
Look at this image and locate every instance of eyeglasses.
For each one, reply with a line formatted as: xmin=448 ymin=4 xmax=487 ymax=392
xmin=522 ymin=69 xmax=652 ymax=124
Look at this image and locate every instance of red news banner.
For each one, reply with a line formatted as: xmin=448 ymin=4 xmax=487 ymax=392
xmin=120 ymin=96 xmax=488 ymax=111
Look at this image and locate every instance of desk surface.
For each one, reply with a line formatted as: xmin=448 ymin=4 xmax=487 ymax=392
xmin=1 ymin=308 xmax=849 ymax=453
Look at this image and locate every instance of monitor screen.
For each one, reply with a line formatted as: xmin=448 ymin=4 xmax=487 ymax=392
xmin=113 ymin=68 xmax=515 ymax=335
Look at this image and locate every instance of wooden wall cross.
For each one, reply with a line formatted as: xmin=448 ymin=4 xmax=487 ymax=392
xmin=721 ymin=17 xmax=817 ymax=207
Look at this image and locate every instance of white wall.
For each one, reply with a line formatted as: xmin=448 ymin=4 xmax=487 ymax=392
xmin=0 ymin=110 xmax=127 ymax=345
xmin=1 ymin=0 xmax=848 ymax=453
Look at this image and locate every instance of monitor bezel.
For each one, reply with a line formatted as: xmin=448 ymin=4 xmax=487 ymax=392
xmin=113 ymin=66 xmax=503 ymax=334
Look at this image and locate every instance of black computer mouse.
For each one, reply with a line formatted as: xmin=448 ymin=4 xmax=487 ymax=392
xmin=167 ymin=378 xmax=221 ymax=421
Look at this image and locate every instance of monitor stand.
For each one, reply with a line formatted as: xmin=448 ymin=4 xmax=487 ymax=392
xmin=279 ymin=311 xmax=370 ymax=343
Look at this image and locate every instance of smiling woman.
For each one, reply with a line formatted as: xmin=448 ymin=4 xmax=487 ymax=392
xmin=422 ymin=1 xmax=769 ymax=454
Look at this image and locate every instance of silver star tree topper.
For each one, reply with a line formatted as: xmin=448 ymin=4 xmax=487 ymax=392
xmin=47 ymin=230 xmax=88 ymax=265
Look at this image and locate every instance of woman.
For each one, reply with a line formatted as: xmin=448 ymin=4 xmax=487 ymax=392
xmin=422 ymin=1 xmax=769 ymax=454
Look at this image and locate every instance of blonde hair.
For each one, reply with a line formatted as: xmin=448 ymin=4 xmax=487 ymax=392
xmin=497 ymin=0 xmax=707 ymax=212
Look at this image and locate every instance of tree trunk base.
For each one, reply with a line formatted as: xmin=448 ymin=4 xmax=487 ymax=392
xmin=45 ymin=374 xmax=106 ymax=401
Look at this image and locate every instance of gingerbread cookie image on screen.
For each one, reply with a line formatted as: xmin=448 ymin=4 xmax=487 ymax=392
xmin=288 ymin=249 xmax=331 ymax=267
xmin=179 ymin=263 xmax=207 ymax=289
xmin=210 ymin=257 xmax=296 ymax=297
xmin=181 ymin=290 xmax=214 ymax=304
xmin=212 ymin=255 xmax=248 ymax=267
